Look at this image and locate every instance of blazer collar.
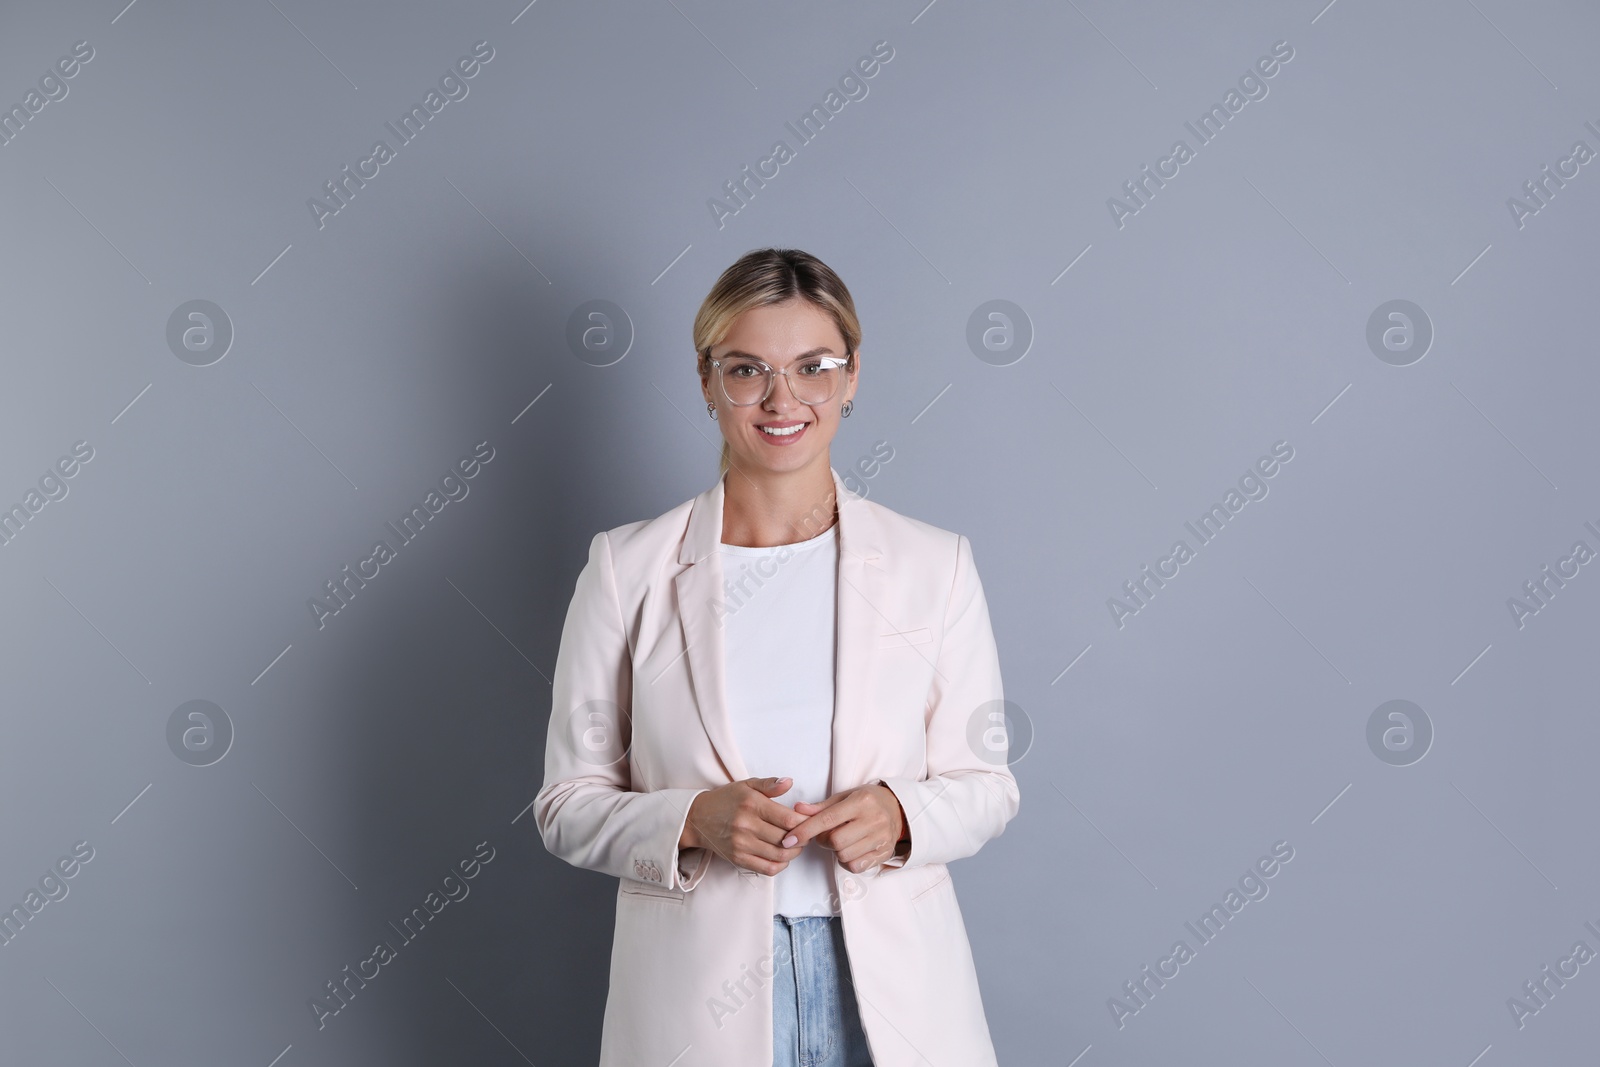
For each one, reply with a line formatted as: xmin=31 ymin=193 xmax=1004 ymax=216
xmin=671 ymin=464 xmax=888 ymax=788
xmin=677 ymin=465 xmax=884 ymax=567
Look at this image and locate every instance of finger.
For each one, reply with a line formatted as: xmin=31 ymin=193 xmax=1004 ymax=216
xmin=798 ymin=823 xmax=839 ymax=852
xmin=786 ymin=787 xmax=883 ymax=846
xmin=804 ymin=795 xmax=886 ymax=854
xmin=759 ymin=800 xmax=809 ymax=833
xmin=790 ymin=800 xmax=837 ymax=823
xmin=719 ymin=814 xmax=804 ymax=870
xmin=833 ymin=825 xmax=892 ymax=871
xmin=744 ymin=806 xmax=809 ymax=846
xmin=738 ymin=835 xmax=803 ymax=866
xmin=783 ymin=802 xmax=856 ymax=848
xmin=790 ymin=791 xmax=859 ymax=840
xmin=743 ymin=859 xmax=791 ymax=877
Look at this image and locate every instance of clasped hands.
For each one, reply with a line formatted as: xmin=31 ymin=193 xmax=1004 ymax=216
xmin=679 ymin=776 xmax=908 ymax=876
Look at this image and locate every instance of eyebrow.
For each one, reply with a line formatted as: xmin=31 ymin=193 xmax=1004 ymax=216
xmin=716 ymin=346 xmax=839 ymax=365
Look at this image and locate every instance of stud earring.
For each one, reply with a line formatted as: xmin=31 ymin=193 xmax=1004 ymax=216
xmin=841 ymin=400 xmax=853 ymax=418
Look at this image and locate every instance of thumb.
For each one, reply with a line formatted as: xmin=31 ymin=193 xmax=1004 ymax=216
xmin=751 ymin=776 xmax=793 ymax=796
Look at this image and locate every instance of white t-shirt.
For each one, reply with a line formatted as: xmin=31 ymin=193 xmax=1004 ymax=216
xmin=719 ymin=523 xmax=840 ymax=917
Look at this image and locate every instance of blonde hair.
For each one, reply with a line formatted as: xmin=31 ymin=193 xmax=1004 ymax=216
xmin=693 ymin=248 xmax=861 ymax=477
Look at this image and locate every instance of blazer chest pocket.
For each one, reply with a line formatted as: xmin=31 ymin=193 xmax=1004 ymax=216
xmin=620 ymin=879 xmax=686 ymax=904
xmin=910 ymin=864 xmax=951 ymax=903
xmin=876 ymin=627 xmax=932 ymax=649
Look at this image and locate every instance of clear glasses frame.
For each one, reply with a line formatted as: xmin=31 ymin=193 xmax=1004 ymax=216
xmin=705 ymin=353 xmax=853 ymax=407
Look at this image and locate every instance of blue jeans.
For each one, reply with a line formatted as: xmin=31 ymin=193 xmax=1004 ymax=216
xmin=771 ymin=915 xmax=874 ymax=1067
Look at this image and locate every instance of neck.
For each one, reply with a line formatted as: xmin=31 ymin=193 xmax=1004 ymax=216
xmin=720 ymin=455 xmax=838 ymax=548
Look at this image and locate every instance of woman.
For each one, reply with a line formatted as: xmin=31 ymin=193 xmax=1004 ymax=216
xmin=534 ymin=248 xmax=1019 ymax=1067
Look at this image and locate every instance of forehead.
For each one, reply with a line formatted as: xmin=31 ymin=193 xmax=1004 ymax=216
xmin=714 ymin=300 xmax=844 ymax=361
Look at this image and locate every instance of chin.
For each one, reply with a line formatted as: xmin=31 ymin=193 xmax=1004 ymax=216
xmin=737 ymin=450 xmax=814 ymax=473
xmin=737 ymin=439 xmax=824 ymax=469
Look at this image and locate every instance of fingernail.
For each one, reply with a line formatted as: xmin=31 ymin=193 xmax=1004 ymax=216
xmin=782 ymin=835 xmax=797 ymax=848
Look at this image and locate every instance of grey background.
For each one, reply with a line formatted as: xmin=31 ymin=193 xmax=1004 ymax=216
xmin=1 ymin=0 xmax=1596 ymax=1064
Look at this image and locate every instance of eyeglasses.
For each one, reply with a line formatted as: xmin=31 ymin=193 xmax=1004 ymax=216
xmin=706 ymin=354 xmax=852 ymax=407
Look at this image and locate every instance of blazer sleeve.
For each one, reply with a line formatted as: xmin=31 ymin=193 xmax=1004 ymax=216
xmin=876 ymin=533 xmax=1020 ymax=870
xmin=533 ymin=531 xmax=710 ymax=891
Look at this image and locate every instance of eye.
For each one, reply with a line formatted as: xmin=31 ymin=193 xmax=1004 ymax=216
xmin=727 ymin=361 xmax=762 ymax=378
xmin=795 ymin=359 xmax=825 ymax=377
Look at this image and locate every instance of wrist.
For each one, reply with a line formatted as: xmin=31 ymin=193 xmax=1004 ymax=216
xmin=879 ymin=781 xmax=909 ymax=843
xmin=678 ymin=798 xmax=703 ymax=850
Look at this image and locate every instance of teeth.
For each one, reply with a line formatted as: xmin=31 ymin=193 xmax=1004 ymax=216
xmin=760 ymin=424 xmax=805 ymax=436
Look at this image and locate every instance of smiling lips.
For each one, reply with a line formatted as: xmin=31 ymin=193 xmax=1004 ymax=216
xmin=757 ymin=420 xmax=808 ymax=443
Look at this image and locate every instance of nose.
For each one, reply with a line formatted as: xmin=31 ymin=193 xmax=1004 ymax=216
xmin=764 ymin=371 xmax=803 ymax=411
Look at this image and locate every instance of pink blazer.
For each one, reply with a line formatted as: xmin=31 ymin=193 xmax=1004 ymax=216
xmin=535 ymin=466 xmax=1020 ymax=1066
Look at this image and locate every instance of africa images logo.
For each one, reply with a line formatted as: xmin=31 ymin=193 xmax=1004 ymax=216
xmin=307 ymin=41 xmax=495 ymax=230
xmin=1106 ymin=40 xmax=1295 ymax=229
xmin=308 ymin=441 xmax=495 ymax=630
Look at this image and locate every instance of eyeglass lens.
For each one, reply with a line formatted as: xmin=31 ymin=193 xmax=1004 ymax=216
xmin=718 ymin=358 xmax=841 ymax=406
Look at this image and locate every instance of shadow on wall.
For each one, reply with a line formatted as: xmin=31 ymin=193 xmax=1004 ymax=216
xmin=309 ymin=233 xmax=659 ymax=1064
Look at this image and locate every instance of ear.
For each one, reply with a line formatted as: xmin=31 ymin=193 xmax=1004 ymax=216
xmin=697 ymin=354 xmax=714 ymax=403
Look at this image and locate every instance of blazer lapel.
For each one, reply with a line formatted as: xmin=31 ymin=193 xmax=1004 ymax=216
xmin=672 ymin=467 xmax=886 ymax=790
xmin=830 ymin=468 xmax=887 ymax=794
xmin=674 ymin=474 xmax=749 ymax=783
